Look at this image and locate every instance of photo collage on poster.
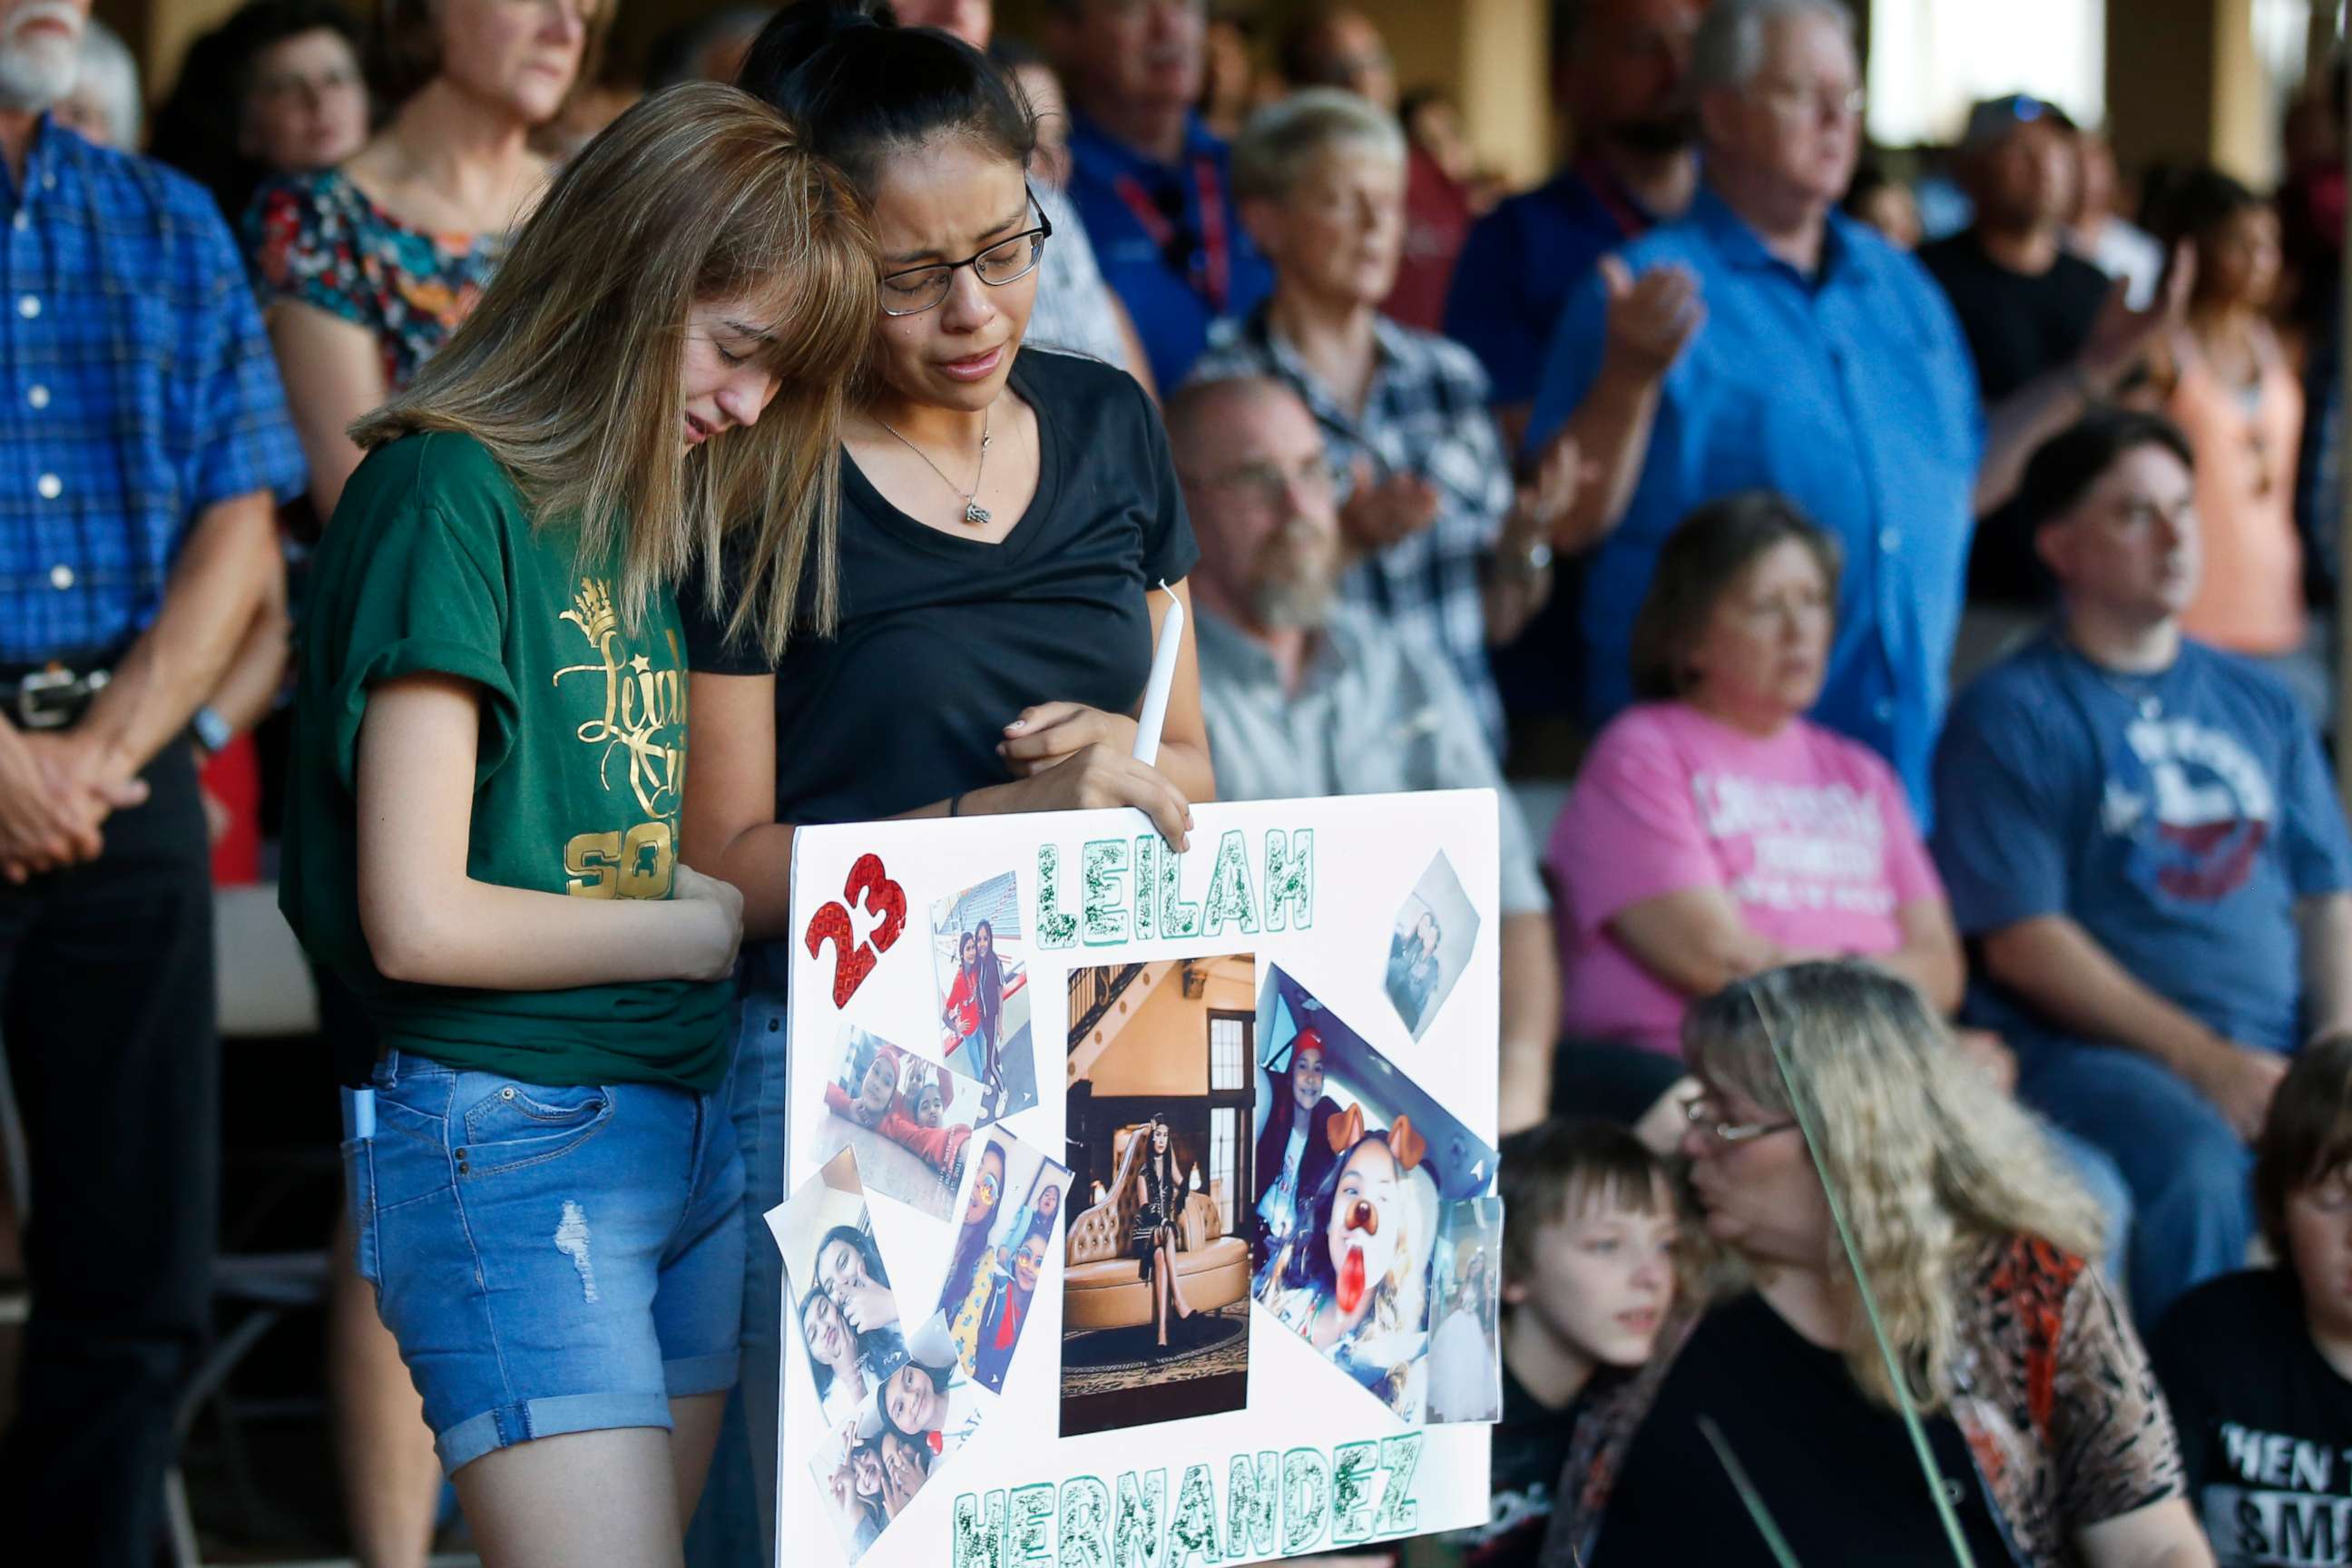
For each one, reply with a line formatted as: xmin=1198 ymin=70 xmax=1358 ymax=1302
xmin=781 ymin=813 xmax=1506 ymax=1566
xmin=1255 ymin=851 xmax=1501 ymax=1424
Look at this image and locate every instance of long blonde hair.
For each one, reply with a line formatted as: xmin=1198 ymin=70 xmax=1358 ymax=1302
xmin=1684 ymin=963 xmax=2105 ymax=1412
xmin=352 ymin=83 xmax=877 ymax=660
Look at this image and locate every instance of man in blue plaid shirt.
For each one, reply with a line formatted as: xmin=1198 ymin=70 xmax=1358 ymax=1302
xmin=0 ymin=5 xmax=304 ymax=1562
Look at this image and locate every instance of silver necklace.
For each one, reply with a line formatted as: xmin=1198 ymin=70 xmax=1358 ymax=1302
xmin=877 ymin=407 xmax=994 ymax=524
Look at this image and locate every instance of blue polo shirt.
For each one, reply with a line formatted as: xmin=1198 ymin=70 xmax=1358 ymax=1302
xmin=1443 ymin=163 xmax=1651 ymax=408
xmin=1526 ymin=187 xmax=1984 ymax=823
xmin=1064 ymin=112 xmax=1270 ymax=392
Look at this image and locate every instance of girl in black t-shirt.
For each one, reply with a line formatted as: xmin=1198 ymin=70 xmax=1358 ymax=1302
xmin=681 ymin=15 xmax=1216 ymax=1534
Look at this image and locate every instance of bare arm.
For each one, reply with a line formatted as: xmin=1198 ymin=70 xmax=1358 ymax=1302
xmin=1554 ymin=358 xmax=1671 ymax=550
xmin=200 ymin=536 xmax=292 ymax=735
xmin=1867 ymin=897 xmax=1965 ymax=1015
xmin=1606 ymin=886 xmax=1801 ymax=999
xmin=1484 ymin=428 xmax=1585 ymax=646
xmin=358 ymin=672 xmax=740 ymax=988
xmin=266 ymin=299 xmax=388 ymax=524
xmin=1498 ymin=909 xmax=1560 ymax=1133
xmin=1975 ymin=367 xmax=2102 ymax=515
xmin=74 ymin=490 xmax=279 ymax=780
xmin=2298 ymin=890 xmax=2352 ymax=1041
xmin=1976 ymin=251 xmax=2192 ymax=514
xmin=2074 ymin=1499 xmax=2215 ymax=1568
xmin=1549 ymin=257 xmax=1703 ymax=553
xmin=680 ymin=671 xmax=797 ymax=942
xmin=1982 ymin=912 xmax=2282 ymax=1137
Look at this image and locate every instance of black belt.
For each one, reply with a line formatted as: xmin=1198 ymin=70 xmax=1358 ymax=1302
xmin=0 ymin=661 xmax=113 ymax=730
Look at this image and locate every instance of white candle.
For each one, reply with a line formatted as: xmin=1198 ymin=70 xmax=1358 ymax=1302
xmin=1131 ymin=581 xmax=1183 ymax=768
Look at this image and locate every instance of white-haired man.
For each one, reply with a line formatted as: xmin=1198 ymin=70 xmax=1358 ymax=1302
xmin=0 ymin=3 xmax=302 ymax=1560
xmin=1527 ymin=0 xmax=2174 ymax=828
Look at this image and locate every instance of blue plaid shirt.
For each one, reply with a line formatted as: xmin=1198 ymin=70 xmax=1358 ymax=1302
xmin=0 ymin=120 xmax=303 ymax=664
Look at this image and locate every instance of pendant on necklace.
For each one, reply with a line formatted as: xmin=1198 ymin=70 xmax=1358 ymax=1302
xmin=965 ymin=501 xmax=992 ymax=525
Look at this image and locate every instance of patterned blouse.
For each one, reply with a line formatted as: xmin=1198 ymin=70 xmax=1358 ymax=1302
xmin=244 ymin=168 xmax=506 ymax=393
xmin=1541 ymin=1235 xmax=2185 ymax=1568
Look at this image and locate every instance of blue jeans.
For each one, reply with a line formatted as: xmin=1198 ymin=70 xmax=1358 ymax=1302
xmin=2014 ymin=1037 xmax=2254 ymax=1328
xmin=689 ymin=950 xmax=791 ymax=1567
xmin=349 ymin=1049 xmax=746 ymax=1475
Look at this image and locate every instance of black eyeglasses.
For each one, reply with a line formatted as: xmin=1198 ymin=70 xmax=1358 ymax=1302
xmin=878 ymin=190 xmax=1054 ymax=318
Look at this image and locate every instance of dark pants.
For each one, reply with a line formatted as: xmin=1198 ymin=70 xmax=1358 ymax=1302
xmin=0 ymin=741 xmax=216 ymax=1567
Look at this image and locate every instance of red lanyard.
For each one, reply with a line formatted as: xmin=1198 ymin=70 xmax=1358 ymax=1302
xmin=1574 ymin=155 xmax=1652 ymax=242
xmin=1112 ymin=156 xmax=1231 ymax=314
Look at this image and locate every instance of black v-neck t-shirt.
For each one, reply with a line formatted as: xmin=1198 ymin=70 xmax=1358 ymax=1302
xmin=682 ymin=348 xmax=1197 ymax=826
xmin=1588 ymin=1293 xmax=2019 ymax=1567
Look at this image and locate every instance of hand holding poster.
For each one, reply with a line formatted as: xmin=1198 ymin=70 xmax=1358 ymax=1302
xmin=779 ymin=792 xmax=1503 ymax=1568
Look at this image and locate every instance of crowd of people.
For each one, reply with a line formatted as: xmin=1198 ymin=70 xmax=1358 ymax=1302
xmin=4 ymin=0 xmax=2351 ymax=1564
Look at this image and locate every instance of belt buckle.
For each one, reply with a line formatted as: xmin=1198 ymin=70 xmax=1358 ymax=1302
xmin=15 ymin=665 xmax=101 ymax=730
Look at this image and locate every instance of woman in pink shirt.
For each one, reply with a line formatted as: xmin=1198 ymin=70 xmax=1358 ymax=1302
xmin=1548 ymin=494 xmax=1965 ymax=1055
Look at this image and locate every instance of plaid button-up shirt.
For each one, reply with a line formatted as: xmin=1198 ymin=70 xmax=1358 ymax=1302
xmin=1191 ymin=307 xmax=1514 ymax=752
xmin=0 ymin=120 xmax=303 ymax=664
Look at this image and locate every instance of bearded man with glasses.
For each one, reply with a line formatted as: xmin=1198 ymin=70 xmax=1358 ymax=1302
xmin=1164 ymin=373 xmax=1563 ymax=1133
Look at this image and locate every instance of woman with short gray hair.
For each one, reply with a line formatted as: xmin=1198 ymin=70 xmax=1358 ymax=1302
xmin=1191 ymin=86 xmax=1586 ymax=758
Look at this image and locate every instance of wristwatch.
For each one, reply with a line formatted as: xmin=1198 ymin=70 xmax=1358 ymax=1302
xmin=191 ymin=704 xmax=233 ymax=757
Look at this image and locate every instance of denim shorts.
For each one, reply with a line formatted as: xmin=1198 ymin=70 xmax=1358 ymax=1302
xmin=343 ymin=1048 xmax=747 ymax=1475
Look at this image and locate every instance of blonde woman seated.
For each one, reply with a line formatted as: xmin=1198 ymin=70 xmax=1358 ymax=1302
xmin=1545 ymin=964 xmax=2210 ymax=1568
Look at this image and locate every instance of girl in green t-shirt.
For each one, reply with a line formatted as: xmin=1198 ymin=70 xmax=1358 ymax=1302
xmin=280 ymin=83 xmax=877 ymax=1565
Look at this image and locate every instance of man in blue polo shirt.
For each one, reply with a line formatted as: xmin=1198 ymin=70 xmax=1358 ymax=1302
xmin=0 ymin=3 xmax=304 ymax=1560
xmin=1045 ymin=0 xmax=1271 ymax=391
xmin=1526 ymin=0 xmax=2171 ymax=823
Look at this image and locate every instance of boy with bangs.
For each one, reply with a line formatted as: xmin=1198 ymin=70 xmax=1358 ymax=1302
xmin=1463 ymin=1119 xmax=1680 ymax=1568
xmin=2153 ymin=1035 xmax=2352 ymax=1568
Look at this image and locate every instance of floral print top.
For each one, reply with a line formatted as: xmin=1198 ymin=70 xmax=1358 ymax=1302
xmin=245 ymin=168 xmax=507 ymax=392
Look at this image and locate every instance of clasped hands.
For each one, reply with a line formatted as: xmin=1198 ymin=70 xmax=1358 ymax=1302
xmin=0 ymin=724 xmax=146 ymax=884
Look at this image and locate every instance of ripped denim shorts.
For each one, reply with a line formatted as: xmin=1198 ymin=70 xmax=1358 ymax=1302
xmin=343 ymin=1048 xmax=745 ymax=1475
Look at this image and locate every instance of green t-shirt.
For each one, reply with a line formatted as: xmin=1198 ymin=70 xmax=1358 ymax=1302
xmin=280 ymin=431 xmax=730 ymax=1092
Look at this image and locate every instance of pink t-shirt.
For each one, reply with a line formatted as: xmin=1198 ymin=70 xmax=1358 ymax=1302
xmin=1546 ymin=703 xmax=1945 ymax=1054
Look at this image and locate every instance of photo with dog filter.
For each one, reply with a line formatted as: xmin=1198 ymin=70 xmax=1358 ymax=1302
xmin=815 ymin=1024 xmax=994 ymax=1220
xmin=1253 ymin=965 xmax=1500 ymax=1422
xmin=936 ymin=1128 xmax=1073 ymax=1394
xmin=1386 ymin=851 xmax=1480 ymax=1041
xmin=806 ymin=1309 xmax=997 ymax=1563
xmin=931 ymin=871 xmax=1039 ymax=1117
xmin=1060 ymin=956 xmax=1257 ymax=1437
xmin=776 ymin=1150 xmax=912 ymax=1453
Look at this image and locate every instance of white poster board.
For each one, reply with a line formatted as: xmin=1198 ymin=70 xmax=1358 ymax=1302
xmin=778 ymin=791 xmax=1503 ymax=1568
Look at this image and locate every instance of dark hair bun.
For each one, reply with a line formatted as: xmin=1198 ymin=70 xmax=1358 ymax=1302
xmin=738 ymin=0 xmax=1034 ymax=197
